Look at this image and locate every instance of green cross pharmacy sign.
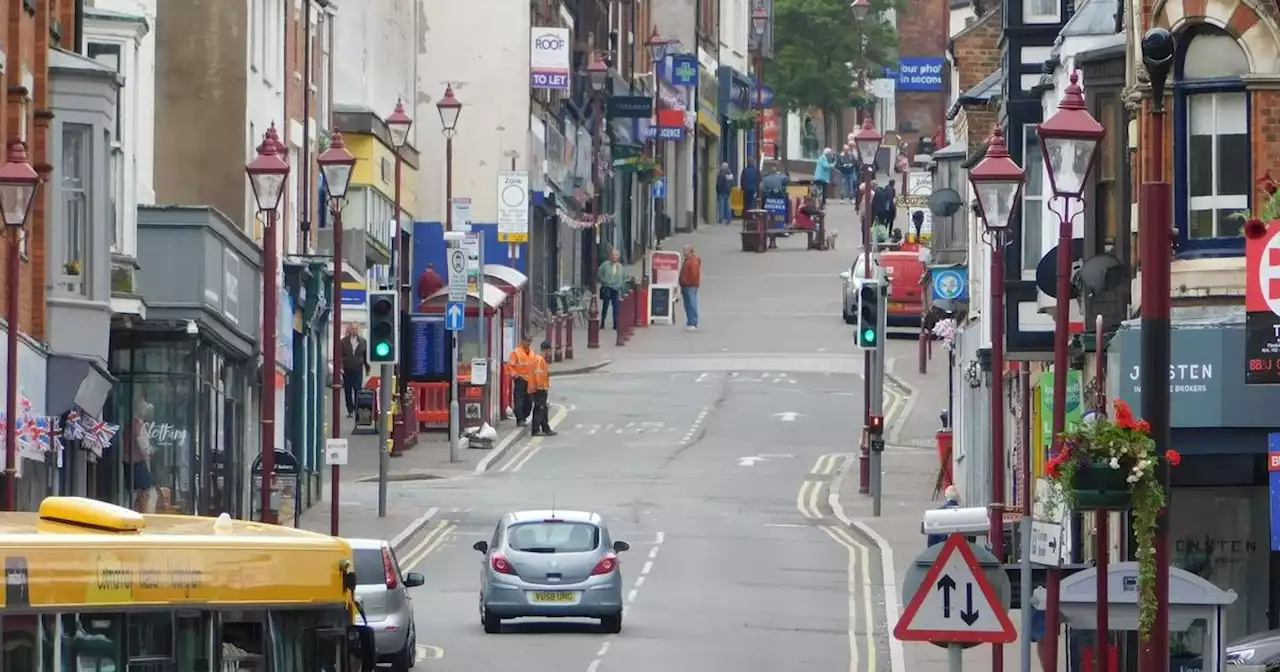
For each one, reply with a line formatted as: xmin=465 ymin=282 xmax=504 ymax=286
xmin=671 ymin=55 xmax=697 ymax=87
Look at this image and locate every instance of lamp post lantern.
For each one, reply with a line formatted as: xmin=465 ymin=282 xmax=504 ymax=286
xmin=437 ymin=86 xmax=465 ymax=465
xmin=385 ymin=99 xmax=414 ymax=467
xmin=751 ymin=5 xmax=769 ymax=38
xmin=850 ymin=0 xmax=871 ymax=20
xmin=316 ymin=128 xmax=356 ymax=535
xmin=646 ymin=27 xmax=671 ymax=63
xmin=0 ymin=141 xmax=39 ymax=512
xmin=586 ymin=52 xmax=609 ymax=350
xmin=1035 ymin=71 xmax=1105 ymax=672
xmin=245 ymin=124 xmax=290 ymax=525
xmin=968 ymin=125 xmax=1025 ymax=672
xmin=853 ymin=116 xmax=882 ymax=495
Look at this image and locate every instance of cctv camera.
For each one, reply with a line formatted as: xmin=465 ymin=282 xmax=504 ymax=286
xmin=921 ymin=507 xmax=990 ymax=537
xmin=186 ymin=320 xmax=199 ymax=336
xmin=1141 ymin=28 xmax=1175 ymax=65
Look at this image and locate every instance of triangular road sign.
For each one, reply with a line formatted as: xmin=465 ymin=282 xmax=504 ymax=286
xmin=893 ymin=533 xmax=1017 ymax=644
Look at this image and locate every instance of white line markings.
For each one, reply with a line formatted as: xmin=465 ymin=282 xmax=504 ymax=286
xmin=587 ymin=531 xmax=665 ymax=672
xmin=496 ymin=405 xmax=570 ymax=472
xmin=680 ymin=408 xmax=710 ymax=445
xmin=399 ymin=519 xmax=457 ymax=570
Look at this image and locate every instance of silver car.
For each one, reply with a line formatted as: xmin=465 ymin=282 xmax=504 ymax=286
xmin=472 ymin=510 xmax=630 ymax=634
xmin=349 ymin=538 xmax=426 ymax=670
xmin=840 ymin=255 xmax=881 ymax=323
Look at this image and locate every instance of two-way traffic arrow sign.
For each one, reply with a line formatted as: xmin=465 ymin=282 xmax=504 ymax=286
xmin=893 ymin=534 xmax=1016 ymax=644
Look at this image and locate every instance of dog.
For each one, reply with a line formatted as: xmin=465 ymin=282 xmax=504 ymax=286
xmin=825 ymin=228 xmax=840 ymax=250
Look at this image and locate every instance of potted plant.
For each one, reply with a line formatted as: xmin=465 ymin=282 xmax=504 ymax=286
xmin=1044 ymin=398 xmax=1181 ymax=639
xmin=728 ymin=110 xmax=758 ymax=131
xmin=63 ymin=260 xmax=81 ymax=276
xmin=634 ymin=155 xmax=661 ymax=179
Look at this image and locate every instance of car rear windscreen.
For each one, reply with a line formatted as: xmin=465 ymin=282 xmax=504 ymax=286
xmin=507 ymin=522 xmax=600 ymax=553
xmin=353 ymin=548 xmax=388 ymax=585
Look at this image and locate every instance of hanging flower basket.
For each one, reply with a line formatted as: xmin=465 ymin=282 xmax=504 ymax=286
xmin=1043 ymin=398 xmax=1180 ymax=641
xmin=728 ymin=110 xmax=758 ymax=131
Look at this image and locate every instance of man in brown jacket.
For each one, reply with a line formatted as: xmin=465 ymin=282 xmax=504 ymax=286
xmin=679 ymin=245 xmax=701 ymax=331
xmin=340 ymin=322 xmax=370 ymax=417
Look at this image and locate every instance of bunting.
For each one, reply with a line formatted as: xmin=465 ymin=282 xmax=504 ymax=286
xmin=558 ymin=210 xmax=615 ymax=230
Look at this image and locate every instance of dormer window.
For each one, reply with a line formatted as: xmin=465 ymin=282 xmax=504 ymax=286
xmin=1174 ymin=24 xmax=1250 ymax=256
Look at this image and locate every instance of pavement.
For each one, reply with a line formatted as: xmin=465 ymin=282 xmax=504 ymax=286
xmin=295 ymin=194 xmax=1014 ymax=671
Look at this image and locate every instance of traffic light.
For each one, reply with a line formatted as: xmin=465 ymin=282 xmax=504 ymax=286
xmin=367 ymin=290 xmax=399 ymax=364
xmin=856 ymin=283 xmax=881 ymax=349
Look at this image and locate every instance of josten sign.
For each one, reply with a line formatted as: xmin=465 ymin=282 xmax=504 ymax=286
xmin=1108 ymin=323 xmax=1280 ymax=429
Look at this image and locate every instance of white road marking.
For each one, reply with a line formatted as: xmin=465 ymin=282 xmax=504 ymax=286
xmin=627 ymin=589 xmax=638 ymax=602
xmin=587 ymin=659 xmax=602 ymax=672
xmin=497 ymin=405 xmax=569 ymax=472
xmin=648 ymin=546 xmax=660 ymax=559
xmin=597 ymin=642 xmax=611 ymax=656
xmin=765 ymin=523 xmax=807 ymax=528
xmin=654 ymin=531 xmax=665 ymax=544
xmin=774 ymin=411 xmax=802 ymax=422
xmin=695 ymin=372 xmax=708 ymax=383
xmin=642 ymin=561 xmax=653 ymax=574
xmin=634 ymin=576 xmax=646 ymax=587
xmin=680 ymin=408 xmax=710 ymax=445
xmin=399 ymin=520 xmax=457 ymax=570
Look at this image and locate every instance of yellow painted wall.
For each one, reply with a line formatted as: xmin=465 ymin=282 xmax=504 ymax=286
xmin=346 ymin=134 xmax=421 ymax=218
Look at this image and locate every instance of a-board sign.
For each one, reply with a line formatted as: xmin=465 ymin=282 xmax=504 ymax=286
xmin=650 ymin=251 xmax=682 ymax=287
xmin=649 ymin=286 xmax=673 ymax=324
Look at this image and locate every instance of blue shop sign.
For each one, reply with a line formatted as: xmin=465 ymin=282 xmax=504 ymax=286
xmin=930 ymin=267 xmax=968 ymax=302
xmin=669 ymin=54 xmax=698 ymax=87
xmin=645 ymin=126 xmax=686 ymax=141
xmin=717 ymin=66 xmax=752 ymax=113
xmin=894 ymin=57 xmax=945 ymax=92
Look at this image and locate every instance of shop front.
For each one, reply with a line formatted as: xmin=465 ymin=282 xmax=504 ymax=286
xmin=696 ymin=53 xmax=720 ymax=229
xmin=1107 ymin=315 xmax=1280 ymax=639
xmin=716 ymin=65 xmax=752 ymax=176
xmin=283 ymin=260 xmax=333 ymax=511
xmin=103 ymin=205 xmax=262 ymax=517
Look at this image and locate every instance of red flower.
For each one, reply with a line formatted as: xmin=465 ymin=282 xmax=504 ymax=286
xmin=1046 ymin=460 xmax=1060 ymax=478
xmin=1166 ymin=449 xmax=1182 ymax=467
xmin=1113 ymin=399 xmax=1135 ymax=423
xmin=1135 ymin=419 xmax=1151 ymax=434
xmin=1246 ymin=218 xmax=1269 ymax=240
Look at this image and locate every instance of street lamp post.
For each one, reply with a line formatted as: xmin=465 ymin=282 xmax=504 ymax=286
xmin=385 ymin=101 xmax=413 ymax=460
xmin=316 ymin=129 xmax=356 ymax=536
xmin=246 ymin=124 xmax=291 ymax=525
xmin=645 ymin=29 xmax=671 ymax=251
xmin=587 ymin=53 xmax=609 ymax=350
xmin=750 ymin=6 xmax=768 ymax=206
xmin=968 ymin=125 xmax=1025 ymax=672
xmin=850 ymin=0 xmax=872 ymax=126
xmin=1035 ymin=71 xmax=1105 ymax=672
xmin=0 ymin=141 xmax=40 ymax=512
xmin=437 ymin=86 xmax=464 ymax=463
xmin=853 ymin=117 xmax=881 ymax=495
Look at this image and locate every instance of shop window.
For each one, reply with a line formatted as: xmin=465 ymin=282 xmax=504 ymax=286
xmin=1174 ymin=25 xmax=1251 ymax=258
xmin=1021 ymin=124 xmax=1044 ymax=272
xmin=126 ymin=377 xmax=196 ymax=514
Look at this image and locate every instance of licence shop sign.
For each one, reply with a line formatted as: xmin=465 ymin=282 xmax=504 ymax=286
xmin=530 ymin=28 xmax=571 ymax=90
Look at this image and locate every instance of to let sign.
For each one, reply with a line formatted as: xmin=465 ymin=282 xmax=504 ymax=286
xmin=1245 ymin=220 xmax=1280 ymax=384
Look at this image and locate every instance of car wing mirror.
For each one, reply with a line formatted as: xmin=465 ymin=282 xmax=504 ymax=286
xmin=612 ymin=540 xmax=630 ymax=553
xmin=404 ymin=572 xmax=425 ymax=587
xmin=839 ymin=270 xmax=851 ymax=280
xmin=473 ymin=540 xmax=489 ymax=553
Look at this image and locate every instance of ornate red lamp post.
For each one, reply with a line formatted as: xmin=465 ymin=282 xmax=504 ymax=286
xmin=385 ymin=100 xmax=413 ymax=457
xmin=1035 ymin=71 xmax=1105 ymax=672
xmin=245 ymin=125 xmax=291 ymax=524
xmin=852 ymin=117 xmax=881 ymax=494
xmin=968 ymin=125 xmax=1025 ymax=672
xmin=437 ymin=87 xmax=463 ymax=230
xmin=316 ymin=129 xmax=356 ymax=535
xmin=0 ymin=141 xmax=39 ymax=511
xmin=586 ymin=53 xmax=609 ymax=349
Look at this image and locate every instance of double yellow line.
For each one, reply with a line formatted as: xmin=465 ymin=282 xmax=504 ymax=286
xmin=797 ymin=453 xmax=844 ymax=519
xmin=399 ymin=519 xmax=456 ymax=571
xmin=820 ymin=524 xmax=877 ymax=672
xmin=497 ymin=404 xmax=570 ymax=473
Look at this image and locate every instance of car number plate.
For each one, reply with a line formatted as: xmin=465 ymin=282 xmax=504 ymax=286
xmin=529 ymin=591 xmax=577 ymax=603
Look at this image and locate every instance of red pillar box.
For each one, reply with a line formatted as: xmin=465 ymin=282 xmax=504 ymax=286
xmin=936 ymin=430 xmax=954 ymax=491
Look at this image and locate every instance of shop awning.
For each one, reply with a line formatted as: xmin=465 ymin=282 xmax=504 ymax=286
xmin=46 ymin=354 xmax=115 ymax=418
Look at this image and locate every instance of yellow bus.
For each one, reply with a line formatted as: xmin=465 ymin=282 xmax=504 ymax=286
xmin=0 ymin=497 xmax=375 ymax=671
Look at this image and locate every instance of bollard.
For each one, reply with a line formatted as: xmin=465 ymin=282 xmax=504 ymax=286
xmin=615 ymin=293 xmax=628 ymax=347
xmin=545 ymin=316 xmax=554 ymax=355
xmin=635 ymin=280 xmax=646 ymax=328
xmin=564 ymin=314 xmax=575 ymax=360
xmin=553 ymin=315 xmax=565 ymax=362
xmin=622 ymin=291 xmax=635 ymax=344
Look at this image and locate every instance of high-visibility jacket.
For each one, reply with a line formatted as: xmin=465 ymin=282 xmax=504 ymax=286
xmin=507 ymin=346 xmax=533 ymax=379
xmin=527 ymin=354 xmax=550 ymax=392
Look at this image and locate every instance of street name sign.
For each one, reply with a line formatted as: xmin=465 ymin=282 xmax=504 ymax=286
xmin=445 ymin=302 xmax=465 ymax=331
xmin=447 ymin=248 xmax=467 ymax=302
xmin=894 ymin=534 xmax=1017 ymax=644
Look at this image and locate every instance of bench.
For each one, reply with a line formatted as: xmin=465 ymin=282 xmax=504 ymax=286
xmin=740 ymin=206 xmax=831 ymax=253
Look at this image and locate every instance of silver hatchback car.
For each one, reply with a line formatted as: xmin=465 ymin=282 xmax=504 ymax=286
xmin=472 ymin=510 xmax=630 ymax=634
xmin=349 ymin=538 xmax=426 ymax=670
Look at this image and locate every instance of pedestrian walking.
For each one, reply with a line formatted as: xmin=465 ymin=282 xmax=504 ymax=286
xmin=740 ymin=162 xmax=759 ymax=211
xmin=679 ymin=245 xmax=701 ymax=331
xmin=339 ymin=322 xmax=370 ymax=418
xmin=925 ymin=485 xmax=962 ymax=547
xmin=836 ymin=147 xmax=859 ymax=204
xmin=597 ymin=248 xmax=625 ymax=329
xmin=527 ymin=341 xmax=557 ymax=436
xmin=506 ymin=335 xmax=536 ymax=425
xmin=716 ymin=162 xmax=735 ymax=224
xmin=813 ymin=148 xmax=834 ymax=209
xmin=872 ymin=183 xmax=898 ymax=230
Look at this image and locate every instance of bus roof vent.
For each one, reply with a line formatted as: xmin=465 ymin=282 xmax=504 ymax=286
xmin=38 ymin=497 xmax=146 ymax=533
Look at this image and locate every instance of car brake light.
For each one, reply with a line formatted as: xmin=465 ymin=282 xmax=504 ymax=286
xmin=381 ymin=546 xmax=399 ymax=590
xmin=590 ymin=553 xmax=618 ymax=575
xmin=490 ymin=554 xmax=517 ymax=575
xmin=543 ymin=518 xmax=563 ymax=523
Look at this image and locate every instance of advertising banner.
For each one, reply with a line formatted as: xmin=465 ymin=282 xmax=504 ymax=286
xmin=530 ymin=28 xmax=571 ymax=90
xmin=1246 ymin=220 xmax=1280 ymax=384
xmin=893 ymin=57 xmax=945 ymax=92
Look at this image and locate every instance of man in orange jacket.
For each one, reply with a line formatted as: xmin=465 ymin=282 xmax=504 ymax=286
xmin=526 ymin=340 xmax=556 ymax=436
xmin=506 ymin=336 xmax=535 ymax=425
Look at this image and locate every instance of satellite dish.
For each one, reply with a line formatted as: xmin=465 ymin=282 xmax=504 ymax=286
xmin=1035 ymin=238 xmax=1085 ymax=299
xmin=1077 ymin=253 xmax=1130 ymax=294
xmin=928 ymin=188 xmax=963 ymax=217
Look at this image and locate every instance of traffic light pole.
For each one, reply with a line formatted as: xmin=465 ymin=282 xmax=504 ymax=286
xmin=871 ymin=241 xmax=886 ymax=518
xmin=378 ymin=363 xmax=391 ymax=518
xmin=366 ymin=290 xmax=399 ymax=519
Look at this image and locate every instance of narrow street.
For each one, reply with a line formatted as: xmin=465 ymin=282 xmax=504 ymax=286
xmin=353 ymin=199 xmax=944 ymax=672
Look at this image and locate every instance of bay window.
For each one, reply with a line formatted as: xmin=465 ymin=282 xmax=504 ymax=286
xmin=62 ymin=123 xmax=92 ymax=294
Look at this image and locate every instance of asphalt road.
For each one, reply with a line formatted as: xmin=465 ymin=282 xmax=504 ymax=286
xmin=371 ymin=199 xmax=937 ymax=672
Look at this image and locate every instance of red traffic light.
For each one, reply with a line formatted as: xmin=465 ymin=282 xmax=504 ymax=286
xmin=869 ymin=415 xmax=884 ymax=432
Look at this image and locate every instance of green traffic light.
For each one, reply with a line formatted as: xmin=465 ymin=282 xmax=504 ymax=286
xmin=862 ymin=329 xmax=876 ymax=343
xmin=373 ymin=342 xmax=391 ymax=357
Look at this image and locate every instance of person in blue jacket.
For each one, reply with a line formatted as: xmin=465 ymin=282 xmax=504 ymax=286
xmin=740 ymin=162 xmax=760 ymax=211
xmin=813 ymin=148 xmax=834 ymax=208
xmin=926 ymin=485 xmax=962 ymax=547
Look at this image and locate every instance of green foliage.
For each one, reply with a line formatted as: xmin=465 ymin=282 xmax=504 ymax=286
xmin=764 ymin=0 xmax=904 ymax=115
